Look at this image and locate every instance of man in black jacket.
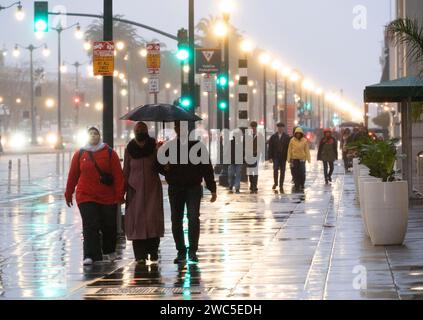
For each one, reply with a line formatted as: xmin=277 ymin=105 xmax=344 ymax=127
xmin=268 ymin=122 xmax=291 ymax=193
xmin=161 ymin=121 xmax=217 ymax=264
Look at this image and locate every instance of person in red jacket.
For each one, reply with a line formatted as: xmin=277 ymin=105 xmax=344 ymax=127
xmin=65 ymin=127 xmax=124 ymax=266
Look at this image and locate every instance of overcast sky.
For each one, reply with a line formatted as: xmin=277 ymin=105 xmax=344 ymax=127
xmin=0 ymin=0 xmax=394 ymax=105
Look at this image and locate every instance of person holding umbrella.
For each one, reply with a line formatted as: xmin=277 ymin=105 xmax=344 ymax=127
xmin=123 ymin=122 xmax=164 ymax=264
xmin=160 ymin=121 xmax=217 ymax=264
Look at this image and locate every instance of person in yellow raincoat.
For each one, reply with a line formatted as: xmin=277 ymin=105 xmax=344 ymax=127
xmin=287 ymin=127 xmax=311 ymax=192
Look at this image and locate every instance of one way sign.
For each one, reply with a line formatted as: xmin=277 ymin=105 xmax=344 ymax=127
xmin=195 ymin=48 xmax=221 ymax=74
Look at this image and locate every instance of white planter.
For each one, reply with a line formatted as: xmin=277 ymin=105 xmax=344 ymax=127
xmin=353 ymin=160 xmax=369 ymax=194
xmin=358 ymin=176 xmax=380 ymax=237
xmin=363 ymin=181 xmax=409 ymax=246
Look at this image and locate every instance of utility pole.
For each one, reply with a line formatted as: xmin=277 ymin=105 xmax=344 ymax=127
xmin=103 ymin=0 xmax=113 ymax=147
xmin=188 ymin=0 xmax=195 ymax=132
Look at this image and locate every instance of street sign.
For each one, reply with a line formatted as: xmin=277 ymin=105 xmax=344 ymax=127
xmin=147 ymin=42 xmax=160 ymax=74
xmin=149 ymin=76 xmax=160 ymax=94
xmin=196 ymin=48 xmax=221 ymax=74
xmin=93 ymin=41 xmax=115 ymax=76
xmin=203 ymin=74 xmax=214 ymax=92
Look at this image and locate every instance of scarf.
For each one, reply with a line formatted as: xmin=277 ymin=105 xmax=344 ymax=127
xmin=82 ymin=142 xmax=106 ymax=153
xmin=127 ymin=138 xmax=156 ymax=159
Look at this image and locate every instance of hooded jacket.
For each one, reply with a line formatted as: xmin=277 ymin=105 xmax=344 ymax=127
xmin=287 ymin=128 xmax=311 ymax=163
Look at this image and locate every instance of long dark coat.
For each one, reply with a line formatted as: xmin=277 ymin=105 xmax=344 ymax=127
xmin=123 ymin=138 xmax=164 ymax=240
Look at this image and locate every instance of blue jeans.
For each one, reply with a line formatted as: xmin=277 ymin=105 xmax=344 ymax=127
xmin=228 ymin=164 xmax=242 ymax=191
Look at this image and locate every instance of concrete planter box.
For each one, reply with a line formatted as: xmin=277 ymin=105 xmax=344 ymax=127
xmin=363 ymin=181 xmax=408 ymax=246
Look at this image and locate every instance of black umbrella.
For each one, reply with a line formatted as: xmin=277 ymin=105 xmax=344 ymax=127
xmin=120 ymin=104 xmax=202 ymax=122
xmin=339 ymin=121 xmax=361 ymax=128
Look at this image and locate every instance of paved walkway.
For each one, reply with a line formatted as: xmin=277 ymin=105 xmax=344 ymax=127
xmin=1 ymin=153 xmax=423 ymax=300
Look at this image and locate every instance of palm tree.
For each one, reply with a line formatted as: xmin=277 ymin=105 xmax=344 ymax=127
xmin=387 ymin=18 xmax=423 ymax=74
xmin=387 ymin=18 xmax=423 ymax=121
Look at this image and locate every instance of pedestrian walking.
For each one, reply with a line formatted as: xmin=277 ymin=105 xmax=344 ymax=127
xmin=228 ymin=135 xmax=243 ymax=194
xmin=287 ymin=127 xmax=311 ymax=192
xmin=123 ymin=122 xmax=164 ymax=265
xmin=317 ymin=129 xmax=338 ymax=184
xmin=268 ymin=122 xmax=291 ymax=193
xmin=340 ymin=128 xmax=353 ymax=172
xmin=65 ymin=127 xmax=125 ymax=266
xmin=161 ymin=121 xmax=217 ymax=264
xmin=247 ymin=121 xmax=262 ymax=194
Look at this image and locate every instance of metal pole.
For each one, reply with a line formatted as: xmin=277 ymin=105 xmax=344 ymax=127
xmin=188 ymin=0 xmax=195 ymax=132
xmin=17 ymin=158 xmax=21 ymax=193
xmin=275 ymin=70 xmax=278 ymax=124
xmin=29 ymin=46 xmax=37 ymax=146
xmin=27 ymin=153 xmax=30 ymax=181
xmin=8 ymin=160 xmax=12 ymax=194
xmin=56 ymin=28 xmax=63 ymax=149
xmin=263 ymin=67 xmax=267 ymax=153
xmin=223 ymin=14 xmax=230 ymax=130
xmin=75 ymin=62 xmax=80 ymax=128
xmin=103 ymin=0 xmax=114 ymax=147
xmin=283 ymin=77 xmax=288 ymax=125
xmin=154 ymin=92 xmax=158 ymax=138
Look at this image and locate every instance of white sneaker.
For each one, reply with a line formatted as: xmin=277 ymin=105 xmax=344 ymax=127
xmin=83 ymin=258 xmax=93 ymax=266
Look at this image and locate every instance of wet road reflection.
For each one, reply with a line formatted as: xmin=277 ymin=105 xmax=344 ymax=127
xmin=1 ymin=153 xmax=423 ymax=300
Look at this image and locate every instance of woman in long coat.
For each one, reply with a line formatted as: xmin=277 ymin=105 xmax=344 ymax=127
xmin=123 ymin=122 xmax=164 ymax=264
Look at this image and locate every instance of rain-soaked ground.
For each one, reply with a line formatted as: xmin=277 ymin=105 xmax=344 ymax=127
xmin=1 ymin=151 xmax=423 ymax=300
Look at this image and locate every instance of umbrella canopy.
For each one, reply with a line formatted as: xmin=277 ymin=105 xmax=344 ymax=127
xmin=364 ymin=76 xmax=423 ymax=103
xmin=339 ymin=121 xmax=361 ymax=128
xmin=120 ymin=104 xmax=202 ymax=122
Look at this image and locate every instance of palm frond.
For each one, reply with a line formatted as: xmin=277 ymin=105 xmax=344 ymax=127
xmin=387 ymin=18 xmax=423 ymax=66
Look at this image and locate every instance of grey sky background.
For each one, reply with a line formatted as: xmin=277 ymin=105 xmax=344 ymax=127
xmin=1 ymin=0 xmax=393 ymax=106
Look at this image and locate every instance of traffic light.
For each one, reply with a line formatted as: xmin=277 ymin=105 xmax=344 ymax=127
xmin=34 ymin=1 xmax=49 ymax=33
xmin=179 ymin=84 xmax=192 ymax=109
xmin=216 ymin=74 xmax=228 ymax=88
xmin=217 ymin=71 xmax=229 ymax=110
xmin=218 ymin=101 xmax=228 ymax=110
xmin=176 ymin=28 xmax=189 ymax=62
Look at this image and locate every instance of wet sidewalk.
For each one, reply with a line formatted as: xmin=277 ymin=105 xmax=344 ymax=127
xmin=1 ymin=155 xmax=423 ymax=300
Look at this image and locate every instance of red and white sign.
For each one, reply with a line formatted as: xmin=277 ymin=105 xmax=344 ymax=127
xmin=93 ymin=41 xmax=115 ymax=76
xmin=146 ymin=42 xmax=160 ymax=74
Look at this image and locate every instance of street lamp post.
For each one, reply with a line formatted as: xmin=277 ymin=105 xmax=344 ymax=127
xmin=52 ymin=22 xmax=81 ymax=149
xmin=272 ymin=60 xmax=280 ymax=125
xmin=71 ymin=61 xmax=86 ymax=128
xmin=259 ymin=53 xmax=270 ymax=154
xmin=13 ymin=43 xmax=49 ymax=145
xmin=0 ymin=1 xmax=24 ymax=20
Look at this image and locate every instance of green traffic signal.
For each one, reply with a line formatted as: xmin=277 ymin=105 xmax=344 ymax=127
xmin=176 ymin=28 xmax=189 ymax=62
xmin=180 ymin=97 xmax=192 ymax=109
xmin=176 ymin=47 xmax=189 ymax=61
xmin=217 ymin=75 xmax=228 ymax=88
xmin=218 ymin=101 xmax=228 ymax=110
xmin=34 ymin=1 xmax=49 ymax=33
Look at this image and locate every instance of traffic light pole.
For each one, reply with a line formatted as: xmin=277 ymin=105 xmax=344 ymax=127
xmin=56 ymin=27 xmax=63 ymax=149
xmin=188 ymin=0 xmax=195 ymax=133
xmin=223 ymin=15 xmax=230 ymax=130
xmin=103 ymin=0 xmax=114 ymax=147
